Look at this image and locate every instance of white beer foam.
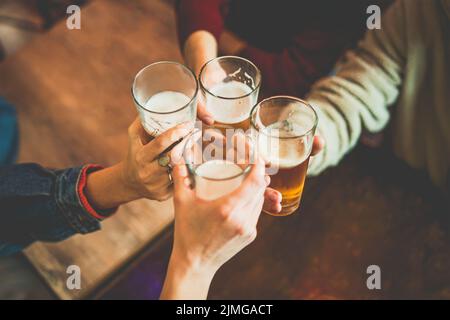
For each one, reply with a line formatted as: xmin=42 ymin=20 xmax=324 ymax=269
xmin=195 ymin=160 xmax=244 ymax=200
xmin=145 ymin=91 xmax=190 ymax=113
xmin=195 ymin=159 xmax=243 ymax=179
xmin=207 ymin=81 xmax=254 ymax=124
xmin=142 ymin=91 xmax=192 ymax=135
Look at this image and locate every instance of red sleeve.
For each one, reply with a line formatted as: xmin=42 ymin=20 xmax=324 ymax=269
xmin=239 ymin=29 xmax=352 ymax=98
xmin=176 ymin=0 xmax=227 ymax=47
xmin=77 ymin=164 xmax=117 ymax=220
xmin=238 ymin=0 xmax=394 ymax=98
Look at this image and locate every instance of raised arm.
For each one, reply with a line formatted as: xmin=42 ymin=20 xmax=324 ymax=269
xmin=176 ymin=0 xmax=225 ymax=75
xmin=0 ymin=119 xmax=193 ymax=256
xmin=306 ymin=0 xmax=407 ymax=174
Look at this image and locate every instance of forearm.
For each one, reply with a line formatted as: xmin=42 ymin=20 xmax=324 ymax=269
xmin=307 ymin=67 xmax=395 ymax=174
xmin=176 ymin=0 xmax=225 ymax=51
xmin=305 ymin=0 xmax=406 ymax=175
xmin=184 ymin=30 xmax=218 ymax=76
xmin=307 ymin=11 xmax=405 ymax=175
xmin=84 ymin=161 xmax=139 ymax=210
xmin=160 ymin=252 xmax=216 ymax=300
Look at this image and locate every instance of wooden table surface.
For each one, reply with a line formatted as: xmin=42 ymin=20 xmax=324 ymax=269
xmin=0 ymin=0 xmax=180 ymax=299
xmin=1 ymin=0 xmax=449 ymax=300
xmin=101 ymin=145 xmax=450 ymax=300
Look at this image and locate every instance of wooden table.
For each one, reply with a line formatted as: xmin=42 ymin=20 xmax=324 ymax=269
xmin=0 ymin=0 xmax=180 ymax=299
xmin=1 ymin=0 xmax=449 ymax=300
xmin=101 ymin=145 xmax=450 ymax=300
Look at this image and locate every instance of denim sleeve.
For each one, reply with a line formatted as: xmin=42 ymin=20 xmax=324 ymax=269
xmin=0 ymin=163 xmax=104 ymax=256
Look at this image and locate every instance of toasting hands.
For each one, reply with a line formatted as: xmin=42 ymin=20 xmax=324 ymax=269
xmin=160 ymin=157 xmax=269 ymax=299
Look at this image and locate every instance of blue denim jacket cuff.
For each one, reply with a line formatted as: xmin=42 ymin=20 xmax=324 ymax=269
xmin=54 ymin=166 xmax=102 ymax=234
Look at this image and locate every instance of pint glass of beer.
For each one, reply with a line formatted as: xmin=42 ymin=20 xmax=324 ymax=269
xmin=183 ymin=128 xmax=254 ymax=200
xmin=199 ymin=56 xmax=261 ymax=131
xmin=250 ymin=96 xmax=318 ymax=216
xmin=132 ymin=61 xmax=198 ymax=137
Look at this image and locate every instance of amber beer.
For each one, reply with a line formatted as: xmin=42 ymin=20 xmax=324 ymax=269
xmin=264 ymin=143 xmax=311 ymax=216
xmin=270 ymin=159 xmax=309 ymax=212
xmin=199 ymin=56 xmax=261 ymax=132
xmin=251 ymin=96 xmax=318 ymax=216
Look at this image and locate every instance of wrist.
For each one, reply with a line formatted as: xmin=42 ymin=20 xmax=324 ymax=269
xmin=170 ymin=248 xmax=218 ymax=278
xmin=160 ymin=250 xmax=217 ymax=300
xmin=114 ymin=161 xmax=142 ymax=202
xmin=84 ymin=162 xmax=140 ymax=210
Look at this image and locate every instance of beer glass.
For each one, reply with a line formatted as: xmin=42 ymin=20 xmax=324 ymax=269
xmin=183 ymin=128 xmax=254 ymax=200
xmin=199 ymin=56 xmax=261 ymax=132
xmin=250 ymin=96 xmax=318 ymax=216
xmin=132 ymin=61 xmax=198 ymax=137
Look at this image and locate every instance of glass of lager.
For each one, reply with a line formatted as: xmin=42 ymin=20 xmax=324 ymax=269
xmin=132 ymin=61 xmax=198 ymax=137
xmin=199 ymin=56 xmax=261 ymax=131
xmin=183 ymin=128 xmax=254 ymax=201
xmin=250 ymin=96 xmax=318 ymax=216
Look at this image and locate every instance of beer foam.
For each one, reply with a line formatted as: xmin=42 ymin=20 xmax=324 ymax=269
xmin=209 ymin=81 xmax=252 ymax=98
xmin=145 ymin=91 xmax=190 ymax=113
xmin=206 ymin=81 xmax=255 ymax=124
xmin=257 ymin=122 xmax=310 ymax=169
xmin=195 ymin=159 xmax=243 ymax=179
xmin=194 ymin=160 xmax=245 ymax=200
xmin=141 ymin=91 xmax=192 ymax=136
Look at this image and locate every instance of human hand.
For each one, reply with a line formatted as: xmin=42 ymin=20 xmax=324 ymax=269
xmin=83 ymin=118 xmax=193 ymax=210
xmin=121 ymin=118 xmax=194 ymax=201
xmin=160 ymin=157 xmax=269 ymax=299
xmin=311 ymin=135 xmax=324 ymax=156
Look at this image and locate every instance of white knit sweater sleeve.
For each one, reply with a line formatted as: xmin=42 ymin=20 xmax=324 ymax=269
xmin=307 ymin=0 xmax=407 ymax=175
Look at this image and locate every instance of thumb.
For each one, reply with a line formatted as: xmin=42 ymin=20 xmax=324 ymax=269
xmin=197 ymin=98 xmax=214 ymax=126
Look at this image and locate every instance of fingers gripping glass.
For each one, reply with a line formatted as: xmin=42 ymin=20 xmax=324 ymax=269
xmin=183 ymin=128 xmax=255 ymax=201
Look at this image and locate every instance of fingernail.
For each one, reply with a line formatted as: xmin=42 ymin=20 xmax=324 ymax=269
xmin=264 ymin=175 xmax=271 ymax=186
xmin=269 ymin=191 xmax=279 ymax=202
xmin=204 ymin=116 xmax=214 ymax=125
